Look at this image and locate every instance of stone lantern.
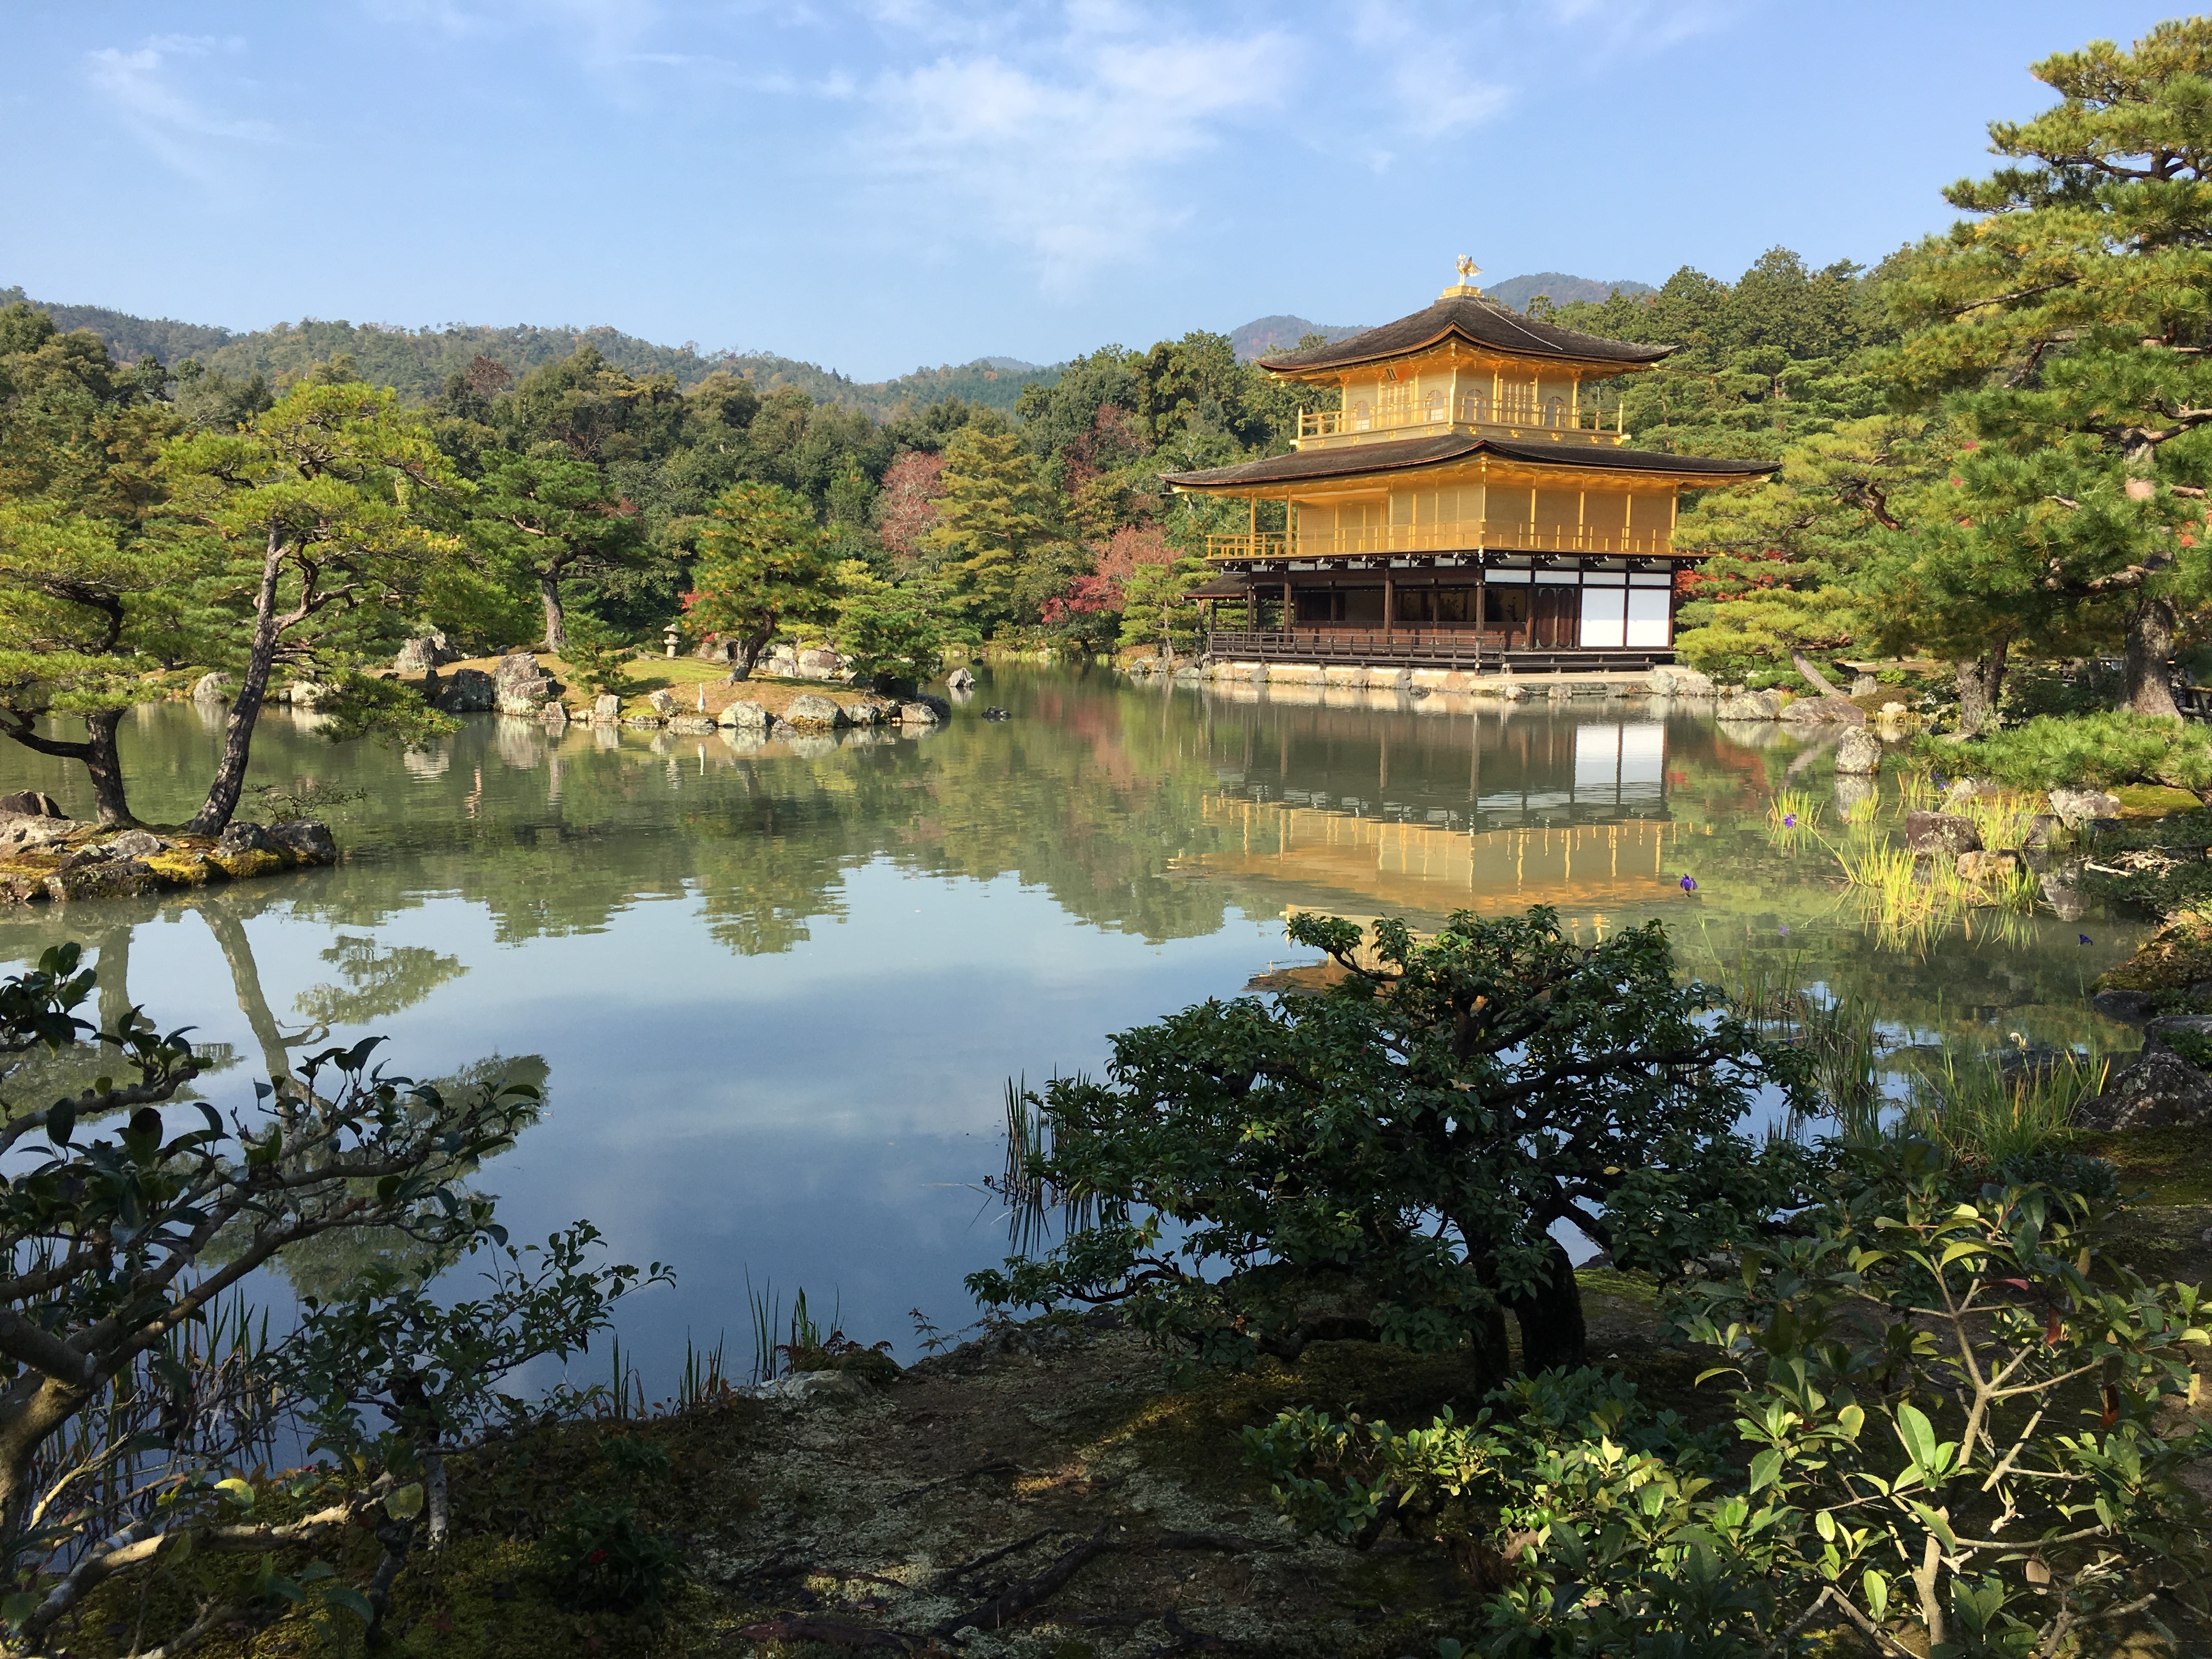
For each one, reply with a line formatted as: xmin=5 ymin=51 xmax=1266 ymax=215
xmin=663 ymin=623 xmax=681 ymax=659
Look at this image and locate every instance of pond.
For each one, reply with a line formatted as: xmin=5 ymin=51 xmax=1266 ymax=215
xmin=0 ymin=668 xmax=2147 ymax=1386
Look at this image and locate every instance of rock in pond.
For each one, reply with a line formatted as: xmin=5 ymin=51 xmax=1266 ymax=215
xmin=1833 ymin=727 xmax=1882 ymax=775
xmin=190 ymin=672 xmax=234 ymax=705
xmin=1716 ymin=689 xmax=1782 ymax=720
xmin=267 ymin=820 xmax=337 ymax=864
xmin=1906 ymin=811 xmax=1980 ymax=856
xmin=666 ymin=715 xmax=718 ymax=735
xmin=1781 ymin=694 xmax=1866 ymax=726
xmin=898 ymin=701 xmax=943 ymax=726
xmin=947 ymin=667 xmax=977 ymax=692
xmin=782 ymin=693 xmax=847 ymax=730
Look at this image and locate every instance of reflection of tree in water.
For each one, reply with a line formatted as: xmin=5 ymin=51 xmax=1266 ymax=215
xmin=268 ymin=1052 xmax=549 ymax=1302
xmin=0 ymin=684 xmax=2148 ymax=1060
xmin=294 ymin=934 xmax=469 ymax=1027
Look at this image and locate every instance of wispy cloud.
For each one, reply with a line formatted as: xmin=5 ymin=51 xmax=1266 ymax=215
xmin=84 ymin=35 xmax=279 ymax=187
xmin=859 ymin=21 xmax=1297 ymax=291
xmin=1351 ymin=2 xmax=1513 ymax=142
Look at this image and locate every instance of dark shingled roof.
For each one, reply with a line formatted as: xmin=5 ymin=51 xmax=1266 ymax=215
xmin=1257 ymin=294 xmax=1672 ymax=373
xmin=1162 ymin=435 xmax=1778 ymax=489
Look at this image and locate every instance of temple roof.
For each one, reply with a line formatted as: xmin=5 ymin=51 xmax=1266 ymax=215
xmin=1256 ymin=292 xmax=1674 ymax=374
xmin=1161 ymin=434 xmax=1778 ymax=490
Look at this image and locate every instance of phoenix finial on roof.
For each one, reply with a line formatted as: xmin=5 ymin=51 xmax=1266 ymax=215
xmin=1455 ymin=255 xmax=1482 ymax=285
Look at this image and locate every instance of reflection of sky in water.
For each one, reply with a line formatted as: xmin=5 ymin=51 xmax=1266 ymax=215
xmin=0 ymin=670 xmax=2148 ymax=1386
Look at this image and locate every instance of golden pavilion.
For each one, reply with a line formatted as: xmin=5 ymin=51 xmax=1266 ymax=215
xmin=1163 ymin=261 xmax=1775 ymax=670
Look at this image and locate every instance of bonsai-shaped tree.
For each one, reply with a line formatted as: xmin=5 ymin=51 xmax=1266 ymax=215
xmin=970 ymin=907 xmax=1806 ymax=1377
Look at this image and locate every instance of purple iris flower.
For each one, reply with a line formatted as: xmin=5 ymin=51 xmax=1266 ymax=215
xmin=1680 ymin=875 xmax=1698 ymax=893
xmin=1782 ymin=813 xmax=1797 ymax=828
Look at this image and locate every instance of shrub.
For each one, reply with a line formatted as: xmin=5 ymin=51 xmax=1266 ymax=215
xmin=548 ymin=1494 xmax=685 ymax=1611
xmin=968 ymin=908 xmax=1809 ymax=1379
xmin=1246 ymin=1144 xmax=2212 ymax=1657
xmin=1940 ymin=710 xmax=2212 ymax=790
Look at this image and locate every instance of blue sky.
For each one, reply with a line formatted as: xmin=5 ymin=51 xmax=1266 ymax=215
xmin=0 ymin=2 xmax=2185 ymax=380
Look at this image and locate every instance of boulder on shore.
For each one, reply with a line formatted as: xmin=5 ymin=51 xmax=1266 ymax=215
xmin=432 ymin=669 xmax=495 ymax=713
xmin=590 ymin=693 xmax=622 ymax=723
xmin=393 ymin=633 xmax=456 ymax=674
xmin=898 ymin=701 xmax=943 ymax=726
xmin=719 ymin=700 xmax=769 ymax=730
xmin=2077 ymin=1040 xmax=2212 ymax=1131
xmin=191 ymin=672 xmax=234 ymax=706
xmin=0 ymin=791 xmax=64 ymax=818
xmin=1646 ymin=664 xmax=1716 ymax=698
xmin=1905 ymin=811 xmax=1981 ymax=856
xmin=783 ymin=693 xmax=847 ymax=730
xmin=2047 ymin=786 xmax=2123 ymax=828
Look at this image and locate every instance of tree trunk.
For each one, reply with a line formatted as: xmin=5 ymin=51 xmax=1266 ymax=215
xmin=540 ymin=574 xmax=567 ymax=656
xmin=729 ymin=619 xmax=776 ymax=683
xmin=80 ymin=708 xmax=134 ymax=827
xmin=2126 ymin=592 xmax=2182 ymax=718
xmin=1505 ymin=1239 xmax=1586 ymax=1373
xmin=1951 ymin=641 xmax=2009 ymax=738
xmin=1789 ymin=650 xmax=1841 ymax=699
xmin=188 ymin=533 xmax=285 ymax=837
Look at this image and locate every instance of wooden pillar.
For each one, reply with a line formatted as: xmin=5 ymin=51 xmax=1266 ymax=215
xmin=1282 ymin=578 xmax=1293 ymax=639
xmin=1475 ymin=561 xmax=1487 ymax=677
xmin=1383 ymin=573 xmax=1395 ymax=645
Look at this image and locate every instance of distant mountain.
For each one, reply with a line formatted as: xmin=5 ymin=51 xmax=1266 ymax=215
xmin=1483 ymin=273 xmax=1654 ymax=313
xmin=1232 ymin=315 xmax=1369 ymax=363
xmin=0 ymin=286 xmax=1060 ymax=415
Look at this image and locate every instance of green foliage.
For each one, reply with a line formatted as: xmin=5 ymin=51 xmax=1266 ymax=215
xmin=1250 ymin=1146 xmax=2212 ymax=1657
xmin=968 ymin=909 xmax=1807 ymax=1376
xmin=0 ymin=943 xmax=658 ymax=1655
xmin=682 ymin=480 xmax=839 ymax=676
xmin=470 ymin=448 xmax=651 ymax=653
xmin=545 ymin=1495 xmax=685 ymax=1612
xmin=1940 ymin=710 xmax=2212 ymax=789
xmin=558 ymin=612 xmax=637 ymax=699
xmin=830 ymin=559 xmax=948 ymax=685
xmin=921 ymin=424 xmax=1056 ymax=629
xmin=161 ymin=376 xmax=476 ymax=830
xmin=1114 ymin=554 xmax=1208 ymax=657
xmin=1882 ymin=20 xmax=2212 ymax=715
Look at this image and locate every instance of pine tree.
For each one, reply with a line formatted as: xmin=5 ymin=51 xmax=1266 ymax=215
xmin=162 ymin=378 xmax=464 ymax=833
xmin=921 ymin=424 xmax=1053 ymax=632
xmin=684 ymin=481 xmax=838 ymax=678
xmin=1888 ymin=19 xmax=2212 ymax=717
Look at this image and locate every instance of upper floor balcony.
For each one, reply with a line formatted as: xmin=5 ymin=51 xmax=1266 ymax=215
xmin=1205 ymin=518 xmax=1675 ymax=563
xmin=1297 ymin=391 xmax=1627 ymax=448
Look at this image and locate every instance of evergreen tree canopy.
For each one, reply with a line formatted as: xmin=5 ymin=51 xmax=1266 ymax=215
xmin=1885 ymin=17 xmax=2212 ymax=716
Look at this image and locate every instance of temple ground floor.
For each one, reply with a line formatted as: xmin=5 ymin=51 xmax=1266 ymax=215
xmin=1197 ymin=557 xmax=1684 ymax=673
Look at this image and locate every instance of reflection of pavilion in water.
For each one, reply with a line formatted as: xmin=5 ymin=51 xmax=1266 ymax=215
xmin=1209 ymin=704 xmax=1672 ymax=832
xmin=1189 ymin=799 xmax=1684 ymax=920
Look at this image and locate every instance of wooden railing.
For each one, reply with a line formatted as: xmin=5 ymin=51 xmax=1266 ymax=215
xmin=1297 ymin=397 xmax=1624 ymax=443
xmin=1202 ymin=628 xmax=1674 ymax=672
xmin=1205 ymin=522 xmax=1675 ymax=561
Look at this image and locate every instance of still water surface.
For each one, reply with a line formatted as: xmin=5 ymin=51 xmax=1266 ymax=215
xmin=0 ymin=668 xmax=2145 ymax=1383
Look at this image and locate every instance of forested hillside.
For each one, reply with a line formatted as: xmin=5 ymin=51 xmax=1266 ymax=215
xmin=0 ymin=286 xmax=1060 ymax=415
xmin=0 ymin=246 xmax=1901 ymax=666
